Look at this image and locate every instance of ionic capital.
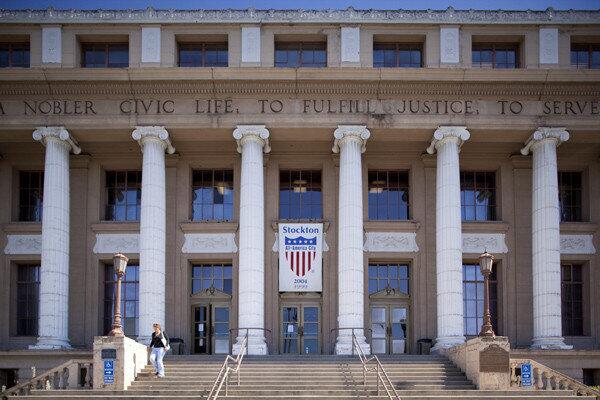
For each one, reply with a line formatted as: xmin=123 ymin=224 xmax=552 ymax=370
xmin=332 ymin=125 xmax=370 ymax=154
xmin=33 ymin=126 xmax=81 ymax=154
xmin=132 ymin=126 xmax=175 ymax=154
xmin=520 ymin=127 xmax=569 ymax=155
xmin=426 ymin=126 xmax=470 ymax=154
xmin=233 ymin=125 xmax=271 ymax=154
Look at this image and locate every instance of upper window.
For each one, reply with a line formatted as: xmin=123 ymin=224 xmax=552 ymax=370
xmin=373 ymin=43 xmax=422 ymax=68
xmin=192 ymin=170 xmax=234 ymax=222
xmin=368 ymin=171 xmax=409 ymax=221
xmin=460 ymin=171 xmax=496 ymax=221
xmin=18 ymin=171 xmax=43 ymax=222
xmin=472 ymin=43 xmax=518 ymax=69
xmin=179 ymin=43 xmax=228 ymax=67
xmin=368 ymin=263 xmax=409 ymax=295
xmin=81 ymin=43 xmax=128 ymax=68
xmin=0 ymin=42 xmax=30 ymax=68
xmin=561 ymin=263 xmax=583 ymax=336
xmin=558 ymin=171 xmax=583 ymax=222
xmin=571 ymin=44 xmax=600 ymax=69
xmin=16 ymin=264 xmax=40 ymax=336
xmin=463 ymin=263 xmax=498 ymax=336
xmin=105 ymin=171 xmax=142 ymax=221
xmin=104 ymin=264 xmax=139 ymax=337
xmin=275 ymin=42 xmax=327 ymax=68
xmin=279 ymin=170 xmax=322 ymax=220
xmin=192 ymin=264 xmax=233 ymax=294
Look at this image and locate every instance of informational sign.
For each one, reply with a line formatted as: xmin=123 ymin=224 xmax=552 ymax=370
xmin=278 ymin=223 xmax=323 ymax=292
xmin=521 ymin=363 xmax=532 ymax=387
xmin=103 ymin=360 xmax=115 ymax=384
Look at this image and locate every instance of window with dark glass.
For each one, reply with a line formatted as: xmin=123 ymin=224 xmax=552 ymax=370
xmin=191 ymin=170 xmax=234 ymax=221
xmin=373 ymin=43 xmax=422 ymax=68
xmin=104 ymin=264 xmax=139 ymax=337
xmin=178 ymin=43 xmax=228 ymax=67
xmin=18 ymin=171 xmax=43 ymax=222
xmin=81 ymin=43 xmax=128 ymax=68
xmin=105 ymin=171 xmax=142 ymax=221
xmin=472 ymin=43 xmax=518 ymax=68
xmin=192 ymin=264 xmax=233 ymax=294
xmin=463 ymin=263 xmax=498 ymax=336
xmin=275 ymin=42 xmax=327 ymax=68
xmin=279 ymin=170 xmax=322 ymax=220
xmin=558 ymin=171 xmax=582 ymax=222
xmin=571 ymin=44 xmax=600 ymax=69
xmin=368 ymin=171 xmax=409 ymax=221
xmin=460 ymin=171 xmax=496 ymax=221
xmin=16 ymin=264 xmax=40 ymax=336
xmin=0 ymin=42 xmax=30 ymax=68
xmin=561 ymin=263 xmax=583 ymax=336
xmin=368 ymin=263 xmax=409 ymax=295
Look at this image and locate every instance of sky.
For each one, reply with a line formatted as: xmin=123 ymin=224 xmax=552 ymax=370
xmin=1 ymin=0 xmax=598 ymax=10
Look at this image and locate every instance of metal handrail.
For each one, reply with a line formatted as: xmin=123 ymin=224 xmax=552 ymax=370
xmin=206 ymin=330 xmax=248 ymax=400
xmin=329 ymin=327 xmax=372 ymax=355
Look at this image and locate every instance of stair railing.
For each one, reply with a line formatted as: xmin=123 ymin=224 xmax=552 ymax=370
xmin=510 ymin=358 xmax=600 ymax=399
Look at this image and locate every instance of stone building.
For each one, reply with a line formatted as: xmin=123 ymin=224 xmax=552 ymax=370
xmin=0 ymin=7 xmax=599 ymax=387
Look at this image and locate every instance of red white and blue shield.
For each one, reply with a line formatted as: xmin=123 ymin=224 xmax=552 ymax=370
xmin=284 ymin=236 xmax=317 ymax=277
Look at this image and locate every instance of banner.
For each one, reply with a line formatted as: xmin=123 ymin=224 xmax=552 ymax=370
xmin=278 ymin=223 xmax=323 ymax=292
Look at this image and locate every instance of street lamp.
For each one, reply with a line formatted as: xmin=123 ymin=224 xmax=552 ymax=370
xmin=109 ymin=253 xmax=129 ymax=337
xmin=478 ymin=251 xmax=495 ymax=337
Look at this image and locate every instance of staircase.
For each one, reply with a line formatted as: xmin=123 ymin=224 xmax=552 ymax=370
xmin=11 ymin=354 xmax=595 ymax=399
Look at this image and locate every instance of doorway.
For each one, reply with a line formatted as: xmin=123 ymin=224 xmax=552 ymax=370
xmin=192 ymin=304 xmax=230 ymax=354
xmin=370 ymin=305 xmax=409 ymax=354
xmin=280 ymin=304 xmax=321 ymax=354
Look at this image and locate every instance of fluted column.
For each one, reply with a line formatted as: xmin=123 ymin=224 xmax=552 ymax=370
xmin=132 ymin=126 xmax=175 ymax=344
xmin=521 ymin=127 xmax=572 ymax=349
xmin=333 ymin=125 xmax=370 ymax=355
xmin=31 ymin=126 xmax=81 ymax=349
xmin=426 ymin=126 xmax=469 ymax=351
xmin=233 ymin=125 xmax=270 ymax=355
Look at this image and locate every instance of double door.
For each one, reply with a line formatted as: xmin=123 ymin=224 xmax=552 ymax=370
xmin=192 ymin=304 xmax=230 ymax=354
xmin=280 ymin=304 xmax=320 ymax=354
xmin=370 ymin=305 xmax=409 ymax=354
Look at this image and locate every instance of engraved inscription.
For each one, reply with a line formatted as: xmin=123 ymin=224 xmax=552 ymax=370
xmin=479 ymin=344 xmax=510 ymax=373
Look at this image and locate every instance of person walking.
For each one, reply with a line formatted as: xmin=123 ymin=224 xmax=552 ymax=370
xmin=149 ymin=323 xmax=170 ymax=378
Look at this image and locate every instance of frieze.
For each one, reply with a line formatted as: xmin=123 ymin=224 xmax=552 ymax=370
xmin=363 ymin=232 xmax=419 ymax=253
xmin=560 ymin=234 xmax=595 ymax=255
xmin=93 ymin=233 xmax=140 ymax=254
xmin=182 ymin=233 xmax=237 ymax=254
xmin=4 ymin=234 xmax=42 ymax=255
xmin=462 ymin=233 xmax=508 ymax=254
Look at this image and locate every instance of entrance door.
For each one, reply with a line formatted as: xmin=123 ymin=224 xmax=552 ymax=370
xmin=192 ymin=304 xmax=230 ymax=354
xmin=280 ymin=305 xmax=320 ymax=354
xmin=370 ymin=305 xmax=409 ymax=354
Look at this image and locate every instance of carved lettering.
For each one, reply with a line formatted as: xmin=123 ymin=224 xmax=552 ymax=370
xmin=0 ymin=102 xmax=4 ymax=115
xmin=23 ymin=100 xmax=96 ymax=115
xmin=119 ymin=99 xmax=175 ymax=114
xmin=195 ymin=99 xmax=236 ymax=114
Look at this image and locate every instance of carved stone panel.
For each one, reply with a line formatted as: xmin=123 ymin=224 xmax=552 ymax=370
xmin=440 ymin=27 xmax=459 ymax=64
xmin=560 ymin=234 xmax=595 ymax=254
xmin=241 ymin=26 xmax=261 ymax=63
xmin=363 ymin=232 xmax=419 ymax=253
xmin=4 ymin=234 xmax=42 ymax=255
xmin=93 ymin=233 xmax=140 ymax=254
xmin=141 ymin=26 xmax=161 ymax=63
xmin=42 ymin=26 xmax=62 ymax=64
xmin=479 ymin=344 xmax=510 ymax=373
xmin=182 ymin=233 xmax=237 ymax=254
xmin=539 ymin=28 xmax=558 ymax=64
xmin=462 ymin=233 xmax=508 ymax=254
xmin=341 ymin=26 xmax=360 ymax=63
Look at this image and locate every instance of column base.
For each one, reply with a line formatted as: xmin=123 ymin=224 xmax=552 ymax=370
xmin=530 ymin=336 xmax=573 ymax=350
xmin=232 ymin=335 xmax=268 ymax=355
xmin=431 ymin=335 xmax=466 ymax=353
xmin=29 ymin=337 xmax=72 ymax=350
xmin=335 ymin=334 xmax=370 ymax=355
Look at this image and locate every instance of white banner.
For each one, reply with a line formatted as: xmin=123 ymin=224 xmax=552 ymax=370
xmin=278 ymin=223 xmax=323 ymax=292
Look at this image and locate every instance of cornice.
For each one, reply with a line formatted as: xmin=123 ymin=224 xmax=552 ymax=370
xmin=0 ymin=7 xmax=599 ymax=25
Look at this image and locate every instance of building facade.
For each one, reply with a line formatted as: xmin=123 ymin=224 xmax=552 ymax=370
xmin=0 ymin=7 xmax=600 ymax=385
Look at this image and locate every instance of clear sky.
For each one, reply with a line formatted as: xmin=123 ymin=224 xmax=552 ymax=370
xmin=1 ymin=0 xmax=598 ymax=10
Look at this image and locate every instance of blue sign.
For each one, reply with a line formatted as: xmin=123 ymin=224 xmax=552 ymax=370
xmin=521 ymin=363 xmax=532 ymax=387
xmin=104 ymin=360 xmax=115 ymax=384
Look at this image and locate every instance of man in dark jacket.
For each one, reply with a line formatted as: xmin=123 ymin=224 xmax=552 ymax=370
xmin=149 ymin=323 xmax=169 ymax=378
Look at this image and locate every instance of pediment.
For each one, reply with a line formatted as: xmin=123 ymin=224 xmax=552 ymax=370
xmin=369 ymin=286 xmax=410 ymax=300
xmin=190 ymin=286 xmax=232 ymax=301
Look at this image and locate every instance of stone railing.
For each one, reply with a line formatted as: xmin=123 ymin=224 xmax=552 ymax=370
xmin=1 ymin=358 xmax=93 ymax=398
xmin=510 ymin=358 xmax=600 ymax=399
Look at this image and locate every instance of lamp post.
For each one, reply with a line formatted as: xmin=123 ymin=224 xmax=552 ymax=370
xmin=478 ymin=251 xmax=495 ymax=337
xmin=109 ymin=253 xmax=129 ymax=337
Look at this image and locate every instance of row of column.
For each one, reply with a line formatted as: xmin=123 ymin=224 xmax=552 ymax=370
xmin=30 ymin=124 xmax=571 ymax=352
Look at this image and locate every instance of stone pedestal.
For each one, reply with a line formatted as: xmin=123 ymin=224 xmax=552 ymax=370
xmin=93 ymin=336 xmax=148 ymax=391
xmin=333 ymin=125 xmax=370 ymax=355
xmin=30 ymin=127 xmax=80 ymax=350
xmin=521 ymin=127 xmax=572 ymax=350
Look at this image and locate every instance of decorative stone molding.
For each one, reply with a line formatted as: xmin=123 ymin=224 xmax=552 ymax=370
xmin=32 ymin=126 xmax=81 ymax=154
xmin=141 ymin=26 xmax=161 ymax=63
xmin=440 ymin=27 xmax=459 ymax=64
xmin=93 ymin=233 xmax=140 ymax=254
xmin=521 ymin=127 xmax=569 ymax=155
xmin=272 ymin=232 xmax=329 ymax=252
xmin=560 ymin=234 xmax=595 ymax=254
xmin=182 ymin=233 xmax=237 ymax=253
xmin=363 ymin=232 xmax=419 ymax=253
xmin=4 ymin=234 xmax=42 ymax=255
xmin=42 ymin=26 xmax=62 ymax=64
xmin=241 ymin=26 xmax=261 ymax=63
xmin=233 ymin=125 xmax=271 ymax=153
xmin=539 ymin=28 xmax=558 ymax=65
xmin=462 ymin=233 xmax=508 ymax=254
xmin=332 ymin=125 xmax=370 ymax=153
xmin=426 ymin=126 xmax=470 ymax=154
xmin=341 ymin=26 xmax=360 ymax=63
xmin=132 ymin=125 xmax=175 ymax=154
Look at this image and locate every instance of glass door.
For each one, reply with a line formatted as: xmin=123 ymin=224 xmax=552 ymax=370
xmin=370 ymin=305 xmax=409 ymax=354
xmin=280 ymin=305 xmax=321 ymax=354
xmin=301 ymin=306 xmax=320 ymax=354
xmin=371 ymin=307 xmax=387 ymax=354
xmin=391 ymin=306 xmax=408 ymax=354
xmin=212 ymin=306 xmax=230 ymax=354
xmin=193 ymin=305 xmax=209 ymax=354
xmin=192 ymin=304 xmax=230 ymax=354
xmin=281 ymin=306 xmax=299 ymax=354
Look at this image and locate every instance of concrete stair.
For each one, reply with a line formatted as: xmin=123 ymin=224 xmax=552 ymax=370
xmin=15 ymin=354 xmax=593 ymax=399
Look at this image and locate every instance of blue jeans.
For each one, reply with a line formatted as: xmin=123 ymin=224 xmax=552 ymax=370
xmin=150 ymin=347 xmax=165 ymax=377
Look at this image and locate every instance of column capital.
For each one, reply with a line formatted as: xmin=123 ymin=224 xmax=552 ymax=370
xmin=233 ymin=125 xmax=271 ymax=154
xmin=132 ymin=126 xmax=175 ymax=154
xmin=426 ymin=126 xmax=470 ymax=154
xmin=521 ymin=127 xmax=569 ymax=155
xmin=332 ymin=125 xmax=370 ymax=154
xmin=33 ymin=126 xmax=81 ymax=154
